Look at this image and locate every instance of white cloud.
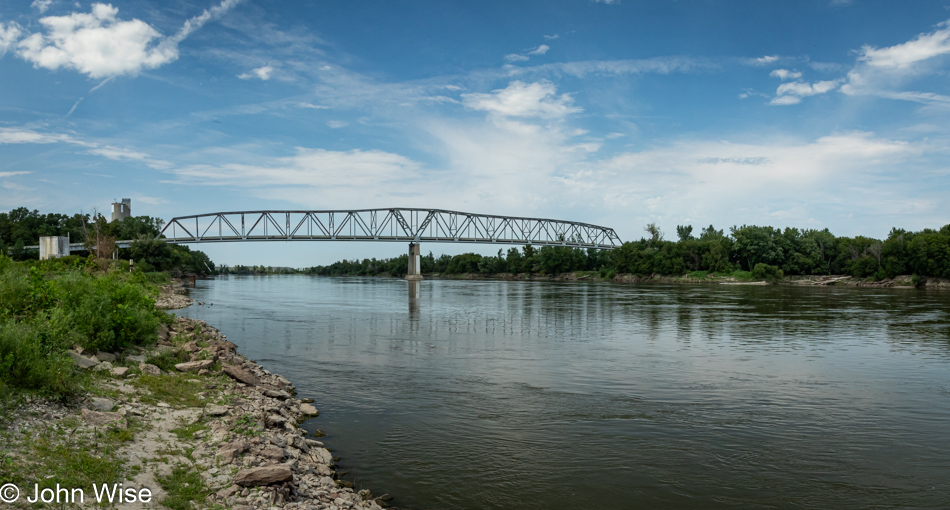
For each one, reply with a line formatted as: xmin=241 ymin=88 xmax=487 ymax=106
xmin=88 ymin=146 xmax=151 ymax=161
xmin=0 ymin=171 xmax=30 ymax=178
xmin=593 ymin=0 xmax=620 ymax=4
xmin=461 ymin=81 xmax=581 ymax=118
xmin=514 ymin=56 xmax=714 ymax=78
xmin=238 ymin=65 xmax=273 ymax=80
xmin=326 ymin=120 xmax=348 ymax=129
xmin=0 ymin=127 xmax=174 ymax=169
xmin=543 ymin=34 xmax=559 ymax=40
xmin=528 ymin=44 xmax=550 ymax=56
xmin=0 ymin=22 xmax=21 ymax=55
xmin=769 ymin=95 xmax=801 ymax=105
xmin=505 ymin=44 xmax=551 ymax=63
xmin=858 ymin=19 xmax=950 ymax=70
xmin=172 ymin=148 xmax=421 ymax=190
xmin=16 ymin=3 xmax=175 ymax=78
xmin=504 ymin=53 xmax=529 ymax=63
xmin=770 ymin=79 xmax=841 ymax=105
xmin=31 ymin=0 xmax=53 ymax=13
xmin=15 ymin=0 xmax=240 ymax=79
xmin=0 ymin=127 xmax=78 ymax=144
xmin=297 ymin=102 xmax=329 ymax=110
xmin=769 ymin=69 xmax=802 ymax=80
xmin=577 ymin=131 xmax=934 ymax=236
xmin=752 ymin=55 xmax=779 ymax=65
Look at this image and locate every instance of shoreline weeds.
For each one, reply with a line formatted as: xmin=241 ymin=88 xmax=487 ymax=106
xmin=0 ymin=282 xmax=388 ymax=510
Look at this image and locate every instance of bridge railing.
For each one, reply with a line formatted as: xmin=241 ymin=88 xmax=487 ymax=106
xmin=159 ymin=209 xmax=622 ymax=249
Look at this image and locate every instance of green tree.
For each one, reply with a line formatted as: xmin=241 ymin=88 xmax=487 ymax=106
xmin=676 ymin=225 xmax=694 ymax=242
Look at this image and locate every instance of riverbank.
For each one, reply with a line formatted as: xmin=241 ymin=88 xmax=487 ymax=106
xmin=421 ymin=271 xmax=950 ymax=288
xmin=0 ymin=284 xmax=387 ymax=510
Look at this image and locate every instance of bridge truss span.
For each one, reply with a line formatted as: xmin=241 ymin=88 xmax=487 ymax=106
xmin=159 ymin=209 xmax=622 ymax=249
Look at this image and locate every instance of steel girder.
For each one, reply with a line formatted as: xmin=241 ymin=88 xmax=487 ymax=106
xmin=159 ymin=209 xmax=622 ymax=249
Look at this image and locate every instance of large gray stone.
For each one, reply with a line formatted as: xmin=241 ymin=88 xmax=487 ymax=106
xmin=311 ymin=447 xmax=333 ymax=466
xmin=205 ymin=405 xmax=229 ymax=416
xmin=96 ymin=351 xmax=117 ymax=362
xmin=87 ymin=397 xmax=115 ymax=411
xmin=234 ymin=466 xmax=293 ymax=487
xmin=260 ymin=445 xmax=285 ymax=460
xmin=111 ymin=366 xmax=130 ymax=378
xmin=174 ymin=359 xmax=214 ymax=372
xmin=139 ymin=363 xmax=161 ymax=375
xmin=263 ymin=389 xmax=291 ymax=400
xmin=93 ymin=361 xmax=114 ymax=372
xmin=69 ymin=351 xmax=100 ymax=369
xmin=222 ymin=364 xmax=259 ymax=386
xmin=299 ymin=403 xmax=318 ymax=416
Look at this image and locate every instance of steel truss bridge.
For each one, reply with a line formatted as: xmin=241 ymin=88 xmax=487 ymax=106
xmin=159 ymin=208 xmax=622 ymax=249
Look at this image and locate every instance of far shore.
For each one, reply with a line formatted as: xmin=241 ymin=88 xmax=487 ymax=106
xmin=282 ymin=271 xmax=950 ymax=289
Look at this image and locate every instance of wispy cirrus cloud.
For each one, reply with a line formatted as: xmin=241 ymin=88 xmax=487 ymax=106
xmin=840 ymin=19 xmax=950 ymax=106
xmin=0 ymin=127 xmax=172 ymax=169
xmin=858 ymin=20 xmax=950 ymax=70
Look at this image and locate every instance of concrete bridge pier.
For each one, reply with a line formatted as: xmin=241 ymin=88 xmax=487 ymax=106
xmin=406 ymin=242 xmax=423 ymax=280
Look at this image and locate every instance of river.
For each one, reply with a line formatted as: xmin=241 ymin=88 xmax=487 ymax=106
xmin=177 ymin=275 xmax=950 ymax=509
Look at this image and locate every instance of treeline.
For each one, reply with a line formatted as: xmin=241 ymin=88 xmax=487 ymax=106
xmin=306 ymin=223 xmax=950 ymax=280
xmin=0 ymin=207 xmax=214 ymax=275
xmin=219 ymin=265 xmax=303 ymax=275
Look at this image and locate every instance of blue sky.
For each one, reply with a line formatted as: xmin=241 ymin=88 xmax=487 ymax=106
xmin=1 ymin=0 xmax=949 ymax=266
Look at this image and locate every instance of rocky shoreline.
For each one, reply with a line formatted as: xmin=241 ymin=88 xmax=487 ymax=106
xmin=0 ymin=283 xmax=389 ymax=510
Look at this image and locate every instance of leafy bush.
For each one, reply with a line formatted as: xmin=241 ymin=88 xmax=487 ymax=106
xmin=0 ymin=255 xmax=167 ymax=396
xmin=752 ymin=263 xmax=784 ymax=283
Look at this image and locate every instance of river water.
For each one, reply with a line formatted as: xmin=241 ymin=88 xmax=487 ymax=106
xmin=178 ymin=276 xmax=950 ymax=509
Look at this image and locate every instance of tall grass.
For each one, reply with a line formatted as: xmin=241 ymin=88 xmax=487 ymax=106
xmin=0 ymin=254 xmax=168 ymax=397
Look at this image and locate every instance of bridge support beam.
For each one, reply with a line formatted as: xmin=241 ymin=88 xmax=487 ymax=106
xmin=406 ymin=242 xmax=423 ymax=280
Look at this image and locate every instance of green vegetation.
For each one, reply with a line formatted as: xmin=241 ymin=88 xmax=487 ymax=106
xmin=0 ymin=416 xmax=128 ymax=496
xmin=306 ymin=223 xmax=950 ymax=281
xmin=0 ymin=254 xmax=170 ymax=397
xmin=130 ymin=374 xmax=208 ymax=408
xmin=233 ymin=413 xmax=263 ymax=437
xmin=145 ymin=347 xmax=189 ymax=372
xmin=1 ymin=207 xmax=215 ymax=275
xmin=170 ymin=416 xmax=210 ymax=441
xmin=158 ymin=463 xmax=212 ymax=510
